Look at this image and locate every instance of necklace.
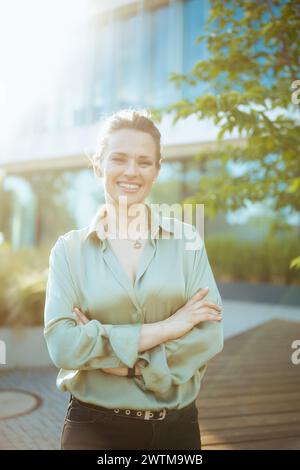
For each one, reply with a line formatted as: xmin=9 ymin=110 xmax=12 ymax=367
xmin=129 ymin=227 xmax=150 ymax=249
xmin=105 ymin=231 xmax=148 ymax=249
xmin=129 ymin=230 xmax=149 ymax=249
xmin=132 ymin=239 xmax=143 ymax=249
xmin=104 ymin=218 xmax=150 ymax=249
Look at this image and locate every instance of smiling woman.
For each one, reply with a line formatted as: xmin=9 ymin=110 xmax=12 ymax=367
xmin=44 ymin=108 xmax=223 ymax=450
xmin=96 ymin=127 xmax=159 ymax=206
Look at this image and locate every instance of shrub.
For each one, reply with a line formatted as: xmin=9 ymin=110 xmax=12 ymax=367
xmin=206 ymin=234 xmax=300 ymax=285
xmin=0 ymin=244 xmax=49 ymax=327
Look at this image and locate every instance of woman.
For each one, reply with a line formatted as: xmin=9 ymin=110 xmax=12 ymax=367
xmin=44 ymin=109 xmax=223 ymax=450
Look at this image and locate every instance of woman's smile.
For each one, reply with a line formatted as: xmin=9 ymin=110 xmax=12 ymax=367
xmin=117 ymin=181 xmax=142 ymax=193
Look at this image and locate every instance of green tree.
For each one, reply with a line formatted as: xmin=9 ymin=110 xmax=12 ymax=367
xmin=158 ymin=0 xmax=300 ymax=263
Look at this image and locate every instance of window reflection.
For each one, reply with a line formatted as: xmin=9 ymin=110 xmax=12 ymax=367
xmin=90 ymin=0 xmax=208 ymax=122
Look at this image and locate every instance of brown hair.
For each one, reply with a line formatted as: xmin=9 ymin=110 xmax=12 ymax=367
xmin=91 ymin=108 xmax=162 ymax=176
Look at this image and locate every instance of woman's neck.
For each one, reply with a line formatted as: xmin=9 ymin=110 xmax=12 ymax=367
xmin=103 ymin=199 xmax=150 ymax=239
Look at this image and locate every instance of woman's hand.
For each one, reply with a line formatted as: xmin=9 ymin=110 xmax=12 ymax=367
xmin=73 ymin=307 xmax=141 ymax=376
xmin=163 ymin=287 xmax=222 ymax=341
xmin=73 ymin=307 xmax=90 ymax=325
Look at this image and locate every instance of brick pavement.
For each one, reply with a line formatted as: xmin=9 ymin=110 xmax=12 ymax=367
xmin=0 ymin=367 xmax=68 ymax=450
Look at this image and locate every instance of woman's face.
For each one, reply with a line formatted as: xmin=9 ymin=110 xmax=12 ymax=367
xmin=99 ymin=128 xmax=159 ymax=207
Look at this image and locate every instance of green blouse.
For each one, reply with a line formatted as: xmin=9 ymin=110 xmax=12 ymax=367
xmin=44 ymin=205 xmax=223 ymax=411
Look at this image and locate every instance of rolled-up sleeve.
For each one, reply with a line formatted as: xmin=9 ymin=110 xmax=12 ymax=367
xmin=44 ymin=237 xmax=142 ymax=370
xmin=136 ymin=232 xmax=223 ymax=393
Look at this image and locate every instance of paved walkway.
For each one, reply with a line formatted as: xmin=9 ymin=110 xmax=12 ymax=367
xmin=222 ymin=300 xmax=300 ymax=339
xmin=198 ymin=319 xmax=300 ymax=449
xmin=0 ymin=300 xmax=299 ymax=450
xmin=0 ymin=367 xmax=68 ymax=449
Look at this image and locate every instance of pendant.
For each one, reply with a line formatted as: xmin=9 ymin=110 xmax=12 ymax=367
xmin=133 ymin=239 xmax=142 ymax=249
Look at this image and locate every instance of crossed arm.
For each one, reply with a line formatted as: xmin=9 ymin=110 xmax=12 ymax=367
xmin=44 ymin=235 xmax=223 ymax=394
xmin=74 ymin=284 xmax=222 ymax=381
xmin=73 ymin=306 xmax=170 ymax=376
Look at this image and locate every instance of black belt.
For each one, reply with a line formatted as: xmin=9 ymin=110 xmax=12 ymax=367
xmin=71 ymin=396 xmax=194 ymax=421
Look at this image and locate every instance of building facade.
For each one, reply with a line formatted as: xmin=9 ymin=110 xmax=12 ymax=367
xmin=0 ymin=0 xmax=239 ymax=248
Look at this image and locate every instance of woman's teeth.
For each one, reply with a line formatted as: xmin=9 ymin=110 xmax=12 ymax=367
xmin=118 ymin=183 xmax=141 ymax=191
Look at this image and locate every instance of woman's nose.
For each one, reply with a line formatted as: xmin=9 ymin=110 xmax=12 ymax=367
xmin=124 ymin=161 xmax=139 ymax=176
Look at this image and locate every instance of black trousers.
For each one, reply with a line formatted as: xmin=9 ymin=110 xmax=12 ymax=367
xmin=61 ymin=396 xmax=201 ymax=450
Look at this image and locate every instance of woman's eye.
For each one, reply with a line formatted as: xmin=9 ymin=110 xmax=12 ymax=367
xmin=112 ymin=158 xmax=124 ymax=163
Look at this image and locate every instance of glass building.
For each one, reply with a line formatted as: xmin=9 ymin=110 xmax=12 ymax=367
xmin=0 ymin=0 xmax=234 ymax=249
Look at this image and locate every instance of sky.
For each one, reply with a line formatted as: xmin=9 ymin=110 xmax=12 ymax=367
xmin=0 ymin=0 xmax=90 ymax=142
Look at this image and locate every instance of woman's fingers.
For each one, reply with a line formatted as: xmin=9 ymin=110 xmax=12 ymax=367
xmin=197 ymin=309 xmax=222 ymax=322
xmin=73 ymin=307 xmax=90 ymax=325
xmin=187 ymin=287 xmax=209 ymax=305
xmin=190 ymin=307 xmax=222 ymax=325
xmin=73 ymin=307 xmax=83 ymax=325
xmin=188 ymin=288 xmax=222 ymax=312
xmin=207 ymin=313 xmax=222 ymax=321
xmin=194 ymin=300 xmax=222 ymax=312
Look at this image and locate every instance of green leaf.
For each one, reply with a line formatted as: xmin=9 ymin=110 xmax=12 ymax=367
xmin=290 ymin=256 xmax=300 ymax=270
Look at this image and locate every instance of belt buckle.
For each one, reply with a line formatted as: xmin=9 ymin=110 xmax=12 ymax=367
xmin=144 ymin=409 xmax=167 ymax=421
